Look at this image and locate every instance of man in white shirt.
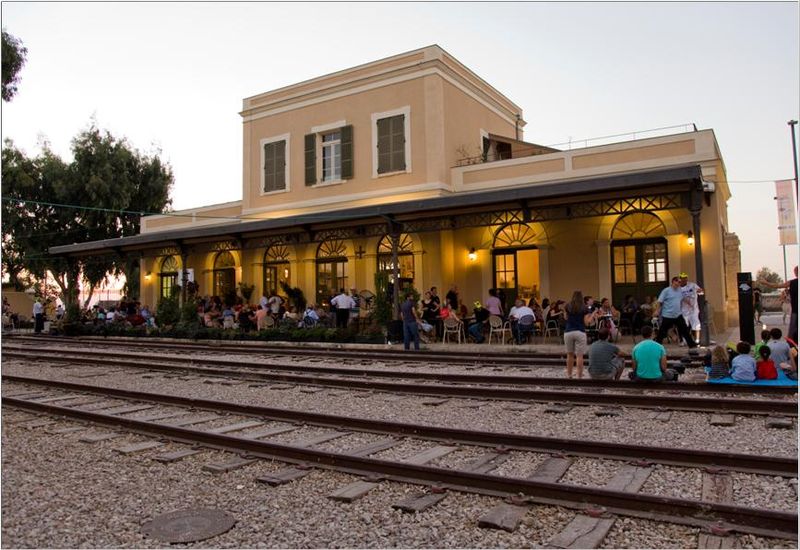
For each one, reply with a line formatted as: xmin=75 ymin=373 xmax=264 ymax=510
xmin=32 ymin=299 xmax=44 ymax=334
xmin=508 ymin=299 xmax=535 ymax=344
xmin=679 ymin=272 xmax=703 ymax=344
xmin=330 ymin=288 xmax=356 ymax=329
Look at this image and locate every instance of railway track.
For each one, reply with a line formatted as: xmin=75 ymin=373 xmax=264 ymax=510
xmin=5 ymin=333 xmax=710 ymax=367
xmin=3 ymin=347 xmax=796 ymax=415
xmin=3 ymin=375 xmax=797 ymax=540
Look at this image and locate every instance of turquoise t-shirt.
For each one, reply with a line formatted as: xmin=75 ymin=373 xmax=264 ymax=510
xmin=632 ymin=339 xmax=666 ymax=379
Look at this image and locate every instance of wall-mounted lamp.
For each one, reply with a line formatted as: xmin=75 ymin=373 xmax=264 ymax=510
xmin=144 ymin=272 xmax=152 ymax=282
xmin=687 ymin=231 xmax=695 ymax=246
xmin=468 ymin=247 xmax=478 ymax=262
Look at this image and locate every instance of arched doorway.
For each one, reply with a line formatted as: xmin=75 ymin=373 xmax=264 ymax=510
xmin=213 ymin=251 xmax=236 ymax=299
xmin=159 ymin=255 xmax=180 ymax=301
xmin=492 ymin=223 xmax=540 ymax=307
xmin=377 ymin=233 xmax=415 ymax=290
xmin=263 ymin=243 xmax=291 ymax=297
xmin=316 ymin=239 xmax=348 ymax=307
xmin=610 ymin=212 xmax=668 ymax=306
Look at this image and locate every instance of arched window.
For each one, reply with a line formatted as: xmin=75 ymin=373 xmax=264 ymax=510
xmin=377 ymin=233 xmax=415 ymax=287
xmin=316 ymin=239 xmax=348 ymax=307
xmin=159 ymin=256 xmax=180 ymax=300
xmin=491 ymin=223 xmax=540 ymax=306
xmin=263 ymin=243 xmax=291 ymax=297
xmin=610 ymin=212 xmax=668 ymax=306
xmin=213 ymin=251 xmax=236 ymax=298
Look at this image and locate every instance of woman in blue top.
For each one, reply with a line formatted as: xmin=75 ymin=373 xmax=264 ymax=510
xmin=563 ymin=290 xmax=594 ymax=379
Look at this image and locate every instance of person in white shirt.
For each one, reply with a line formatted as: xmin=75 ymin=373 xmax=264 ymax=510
xmin=330 ymin=289 xmax=356 ymax=328
xmin=508 ymin=299 xmax=535 ymax=344
xmin=32 ymin=299 xmax=44 ymax=334
xmin=679 ymin=272 xmax=703 ymax=344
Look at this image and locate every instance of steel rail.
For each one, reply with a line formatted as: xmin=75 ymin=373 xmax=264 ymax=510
xmin=2 ymin=374 xmax=796 ymax=477
xmin=3 ymin=345 xmax=794 ymax=396
xmin=3 ymin=351 xmax=795 ymax=415
xmin=3 ymin=395 xmax=796 ymax=539
xmin=5 ymin=334 xmax=706 ymax=366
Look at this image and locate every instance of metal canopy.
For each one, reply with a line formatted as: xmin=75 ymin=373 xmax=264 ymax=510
xmin=49 ymin=165 xmax=703 ymax=257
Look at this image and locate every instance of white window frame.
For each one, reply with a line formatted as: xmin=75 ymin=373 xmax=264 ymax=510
xmin=371 ymin=106 xmax=411 ymax=179
xmin=259 ymin=133 xmax=291 ymax=196
xmin=309 ymin=120 xmax=347 ymax=187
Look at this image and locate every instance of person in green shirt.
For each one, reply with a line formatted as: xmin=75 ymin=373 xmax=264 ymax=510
xmin=629 ymin=325 xmax=677 ymax=381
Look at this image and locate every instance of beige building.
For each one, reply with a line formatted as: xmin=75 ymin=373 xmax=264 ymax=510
xmin=51 ymin=45 xmax=740 ymax=328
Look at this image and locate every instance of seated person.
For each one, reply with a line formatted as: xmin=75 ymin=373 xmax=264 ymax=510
xmin=754 ymin=329 xmax=772 ymax=359
xmin=467 ymin=301 xmax=490 ymax=344
xmin=639 ymin=296 xmax=655 ymax=326
xmin=509 ymin=299 xmax=536 ymax=344
xmin=588 ymin=327 xmax=625 ymax=380
xmin=767 ymin=328 xmax=792 ymax=370
xmin=303 ymin=304 xmax=320 ymax=326
xmin=755 ymin=345 xmax=778 ymax=380
xmin=590 ymin=297 xmax=619 ymax=341
xmin=707 ymin=345 xmax=730 ymax=380
xmin=730 ymin=341 xmax=756 ymax=382
xmin=629 ymin=325 xmax=677 ymax=381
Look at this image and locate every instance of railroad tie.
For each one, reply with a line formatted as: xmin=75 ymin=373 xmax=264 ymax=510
xmin=391 ymin=492 xmax=448 ymax=513
xmin=203 ymin=457 xmax=256 ymax=474
xmin=163 ymin=414 xmax=221 ymax=427
xmin=154 ymin=449 xmax=203 ymax=463
xmin=594 ymin=407 xmax=623 ymax=417
xmin=545 ymin=404 xmax=574 ymax=414
xmin=528 ymin=456 xmax=573 ymax=483
xmin=21 ymin=419 xmax=56 ymax=429
xmin=286 ymin=431 xmax=349 ymax=448
xmin=649 ymin=410 xmax=673 ymax=422
xmin=243 ymin=425 xmax=298 ymax=440
xmin=114 ymin=441 xmax=165 ymax=455
xmin=465 ymin=452 xmax=511 ymax=475
xmin=345 ymin=438 xmax=400 ymax=458
xmin=79 ymin=432 xmax=124 ymax=443
xmin=45 ymin=426 xmax=86 ymax=435
xmin=709 ymin=414 xmax=736 ymax=427
xmin=765 ymin=417 xmax=794 ymax=429
xmin=402 ymin=445 xmax=459 ymax=465
xmin=699 ymin=471 xmax=738 ymax=549
xmin=547 ymin=465 xmax=652 ymax=548
xmin=256 ymin=467 xmax=312 ymax=486
xmin=477 ymin=504 xmax=528 ymax=532
xmin=206 ymin=420 xmax=265 ymax=435
xmin=328 ymin=481 xmax=379 ymax=502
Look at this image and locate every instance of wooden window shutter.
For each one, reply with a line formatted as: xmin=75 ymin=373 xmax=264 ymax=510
xmin=376 ymin=117 xmax=390 ymax=174
xmin=391 ymin=115 xmax=405 ymax=171
xmin=304 ymin=133 xmax=316 ymax=185
xmin=275 ymin=140 xmax=286 ymax=189
xmin=263 ymin=143 xmax=275 ymax=192
xmin=340 ymin=125 xmax=353 ymax=179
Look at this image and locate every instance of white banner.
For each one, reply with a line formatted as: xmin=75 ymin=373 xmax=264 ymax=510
xmin=775 ymin=179 xmax=797 ymax=246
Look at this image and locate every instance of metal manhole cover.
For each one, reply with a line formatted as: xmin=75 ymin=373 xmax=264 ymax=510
xmin=141 ymin=508 xmax=236 ymax=543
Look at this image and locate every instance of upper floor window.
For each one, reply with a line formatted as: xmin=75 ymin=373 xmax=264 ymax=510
xmin=261 ymin=134 xmax=290 ymax=194
xmin=371 ymin=106 xmax=411 ymax=178
xmin=304 ymin=124 xmax=353 ymax=186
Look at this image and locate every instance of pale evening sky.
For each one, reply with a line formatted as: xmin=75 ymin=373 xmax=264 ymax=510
xmin=1 ymin=2 xmax=798 ymax=279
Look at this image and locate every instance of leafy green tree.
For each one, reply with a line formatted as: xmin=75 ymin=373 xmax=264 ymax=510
xmin=1 ymin=123 xmax=173 ymax=306
xmin=2 ymin=29 xmax=27 ymax=102
xmin=755 ymin=267 xmax=783 ymax=291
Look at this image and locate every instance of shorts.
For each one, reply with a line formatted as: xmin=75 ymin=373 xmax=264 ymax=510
xmin=564 ymin=330 xmax=587 ymax=355
xmin=682 ymin=310 xmax=700 ymax=331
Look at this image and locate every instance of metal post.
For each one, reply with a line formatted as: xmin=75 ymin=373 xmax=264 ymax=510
xmin=789 ymin=120 xmax=799 ymax=212
xmin=783 ymin=244 xmax=788 ymax=282
xmin=690 ymin=183 xmax=709 ymax=346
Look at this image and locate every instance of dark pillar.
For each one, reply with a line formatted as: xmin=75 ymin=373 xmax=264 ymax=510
xmin=737 ymin=272 xmax=756 ymax=345
xmin=689 ymin=185 xmax=709 ymax=346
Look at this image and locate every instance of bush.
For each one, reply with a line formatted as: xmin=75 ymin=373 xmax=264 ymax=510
xmin=156 ymin=296 xmax=180 ymax=327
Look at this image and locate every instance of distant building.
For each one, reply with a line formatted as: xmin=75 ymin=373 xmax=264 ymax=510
xmin=51 ymin=45 xmax=739 ymax=328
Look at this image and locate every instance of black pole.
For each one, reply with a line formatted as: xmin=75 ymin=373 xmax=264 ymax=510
xmin=790 ymin=120 xmax=799 ymax=218
xmin=690 ymin=183 xmax=709 ymax=346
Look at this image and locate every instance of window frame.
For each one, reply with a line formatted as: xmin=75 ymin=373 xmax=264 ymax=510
xmin=371 ymin=106 xmax=411 ymax=178
xmin=259 ymin=133 xmax=291 ymax=196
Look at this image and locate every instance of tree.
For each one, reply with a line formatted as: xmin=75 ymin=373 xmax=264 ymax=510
xmin=1 ymin=123 xmax=173 ymax=306
xmin=754 ymin=267 xmax=783 ymax=291
xmin=2 ymin=29 xmax=27 ymax=102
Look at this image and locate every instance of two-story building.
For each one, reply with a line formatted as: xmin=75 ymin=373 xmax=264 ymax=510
xmin=51 ymin=45 xmax=741 ymax=328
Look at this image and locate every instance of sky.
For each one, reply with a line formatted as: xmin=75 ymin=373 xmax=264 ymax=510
xmin=2 ymin=1 xmax=798 ymax=279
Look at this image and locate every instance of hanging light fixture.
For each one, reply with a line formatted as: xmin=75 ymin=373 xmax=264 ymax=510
xmin=468 ymin=247 xmax=477 ymax=262
xmin=687 ymin=231 xmax=695 ymax=246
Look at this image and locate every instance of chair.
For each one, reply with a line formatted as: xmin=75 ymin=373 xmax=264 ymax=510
xmin=514 ymin=314 xmax=536 ymax=344
xmin=442 ymin=317 xmax=463 ymax=344
xmin=488 ymin=315 xmax=510 ymax=345
xmin=544 ymin=319 xmax=561 ymax=342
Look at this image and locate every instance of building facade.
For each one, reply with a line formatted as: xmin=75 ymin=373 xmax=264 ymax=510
xmin=51 ymin=45 xmax=739 ymax=328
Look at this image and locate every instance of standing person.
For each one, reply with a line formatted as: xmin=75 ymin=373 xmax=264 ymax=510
xmin=563 ymin=290 xmax=592 ymax=379
xmin=485 ymin=288 xmax=504 ymax=318
xmin=752 ymin=287 xmax=763 ymax=324
xmin=55 ymin=303 xmax=64 ymax=320
xmin=420 ymin=290 xmax=440 ymax=335
xmin=32 ymin=298 xmax=44 ymax=334
xmin=629 ymin=325 xmax=677 ymax=381
xmin=759 ymin=266 xmax=798 ymax=343
xmin=656 ymin=276 xmax=697 ymax=348
xmin=330 ymin=288 xmax=355 ymax=329
xmin=679 ymin=273 xmax=703 ymax=344
xmin=445 ymin=284 xmax=459 ymax=310
xmin=400 ymin=292 xmax=420 ymax=351
xmin=267 ymin=293 xmax=283 ymax=319
xmin=587 ymin=327 xmax=625 ymax=380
